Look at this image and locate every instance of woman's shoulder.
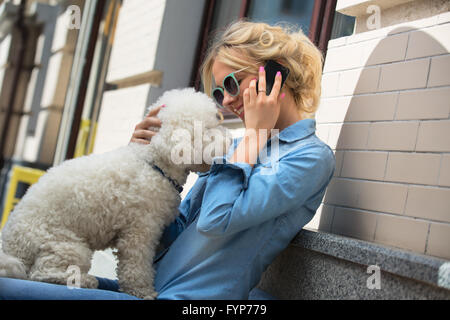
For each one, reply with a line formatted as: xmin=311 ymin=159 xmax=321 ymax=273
xmin=281 ymin=133 xmax=335 ymax=161
xmin=281 ymin=135 xmax=336 ymax=180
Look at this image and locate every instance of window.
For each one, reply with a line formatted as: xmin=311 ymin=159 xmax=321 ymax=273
xmin=247 ymin=0 xmax=315 ymax=34
xmin=193 ymin=0 xmax=342 ymax=120
xmin=330 ymin=12 xmax=355 ymax=39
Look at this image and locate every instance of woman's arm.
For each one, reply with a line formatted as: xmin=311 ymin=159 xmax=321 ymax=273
xmin=197 ymin=144 xmax=335 ymax=237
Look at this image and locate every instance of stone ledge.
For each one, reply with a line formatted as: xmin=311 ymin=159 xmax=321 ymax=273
xmin=293 ymin=228 xmax=450 ymax=290
xmin=257 ymin=229 xmax=450 ymax=299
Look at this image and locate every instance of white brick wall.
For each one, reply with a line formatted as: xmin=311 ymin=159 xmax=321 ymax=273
xmin=306 ymin=8 xmax=450 ymax=260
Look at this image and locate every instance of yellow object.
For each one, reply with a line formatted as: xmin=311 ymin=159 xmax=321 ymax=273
xmin=74 ymin=119 xmax=98 ymax=158
xmin=74 ymin=119 xmax=91 ymax=158
xmin=1 ymin=166 xmax=46 ymax=229
xmin=87 ymin=121 xmax=98 ymax=155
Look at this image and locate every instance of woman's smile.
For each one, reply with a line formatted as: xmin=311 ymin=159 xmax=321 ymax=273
xmin=232 ymin=104 xmax=244 ymax=118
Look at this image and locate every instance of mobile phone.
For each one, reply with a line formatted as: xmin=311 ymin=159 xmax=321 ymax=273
xmin=257 ymin=60 xmax=290 ymax=95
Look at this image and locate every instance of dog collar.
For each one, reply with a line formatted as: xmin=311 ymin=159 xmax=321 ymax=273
xmin=151 ymin=164 xmax=183 ymax=193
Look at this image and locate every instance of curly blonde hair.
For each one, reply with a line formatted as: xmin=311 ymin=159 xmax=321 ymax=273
xmin=201 ymin=20 xmax=324 ymax=118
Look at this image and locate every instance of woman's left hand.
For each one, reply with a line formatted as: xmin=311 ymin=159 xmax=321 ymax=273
xmin=242 ymin=66 xmax=284 ymax=133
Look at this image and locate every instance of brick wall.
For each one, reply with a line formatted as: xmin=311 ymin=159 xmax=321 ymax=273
xmin=306 ymin=6 xmax=450 ymax=260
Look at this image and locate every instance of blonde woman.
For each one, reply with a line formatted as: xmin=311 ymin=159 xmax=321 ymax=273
xmin=134 ymin=20 xmax=335 ymax=300
xmin=0 ymin=21 xmax=335 ymax=300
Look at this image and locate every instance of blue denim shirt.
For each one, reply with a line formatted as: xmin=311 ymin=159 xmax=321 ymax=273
xmin=153 ymin=118 xmax=335 ymax=299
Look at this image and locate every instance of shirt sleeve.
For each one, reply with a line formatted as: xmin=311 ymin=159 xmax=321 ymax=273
xmin=196 ymin=144 xmax=335 ymax=237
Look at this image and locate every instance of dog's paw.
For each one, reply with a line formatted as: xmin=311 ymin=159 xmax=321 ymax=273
xmin=81 ymin=274 xmax=99 ymax=289
xmin=143 ymin=293 xmax=158 ymax=300
xmin=130 ymin=289 xmax=158 ymax=300
xmin=0 ymin=251 xmax=27 ymax=279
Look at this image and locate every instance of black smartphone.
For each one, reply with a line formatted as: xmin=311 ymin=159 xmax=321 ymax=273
xmin=257 ymin=60 xmax=290 ymax=95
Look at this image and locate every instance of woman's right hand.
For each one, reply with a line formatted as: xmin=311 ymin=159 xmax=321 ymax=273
xmin=129 ymin=105 xmax=164 ymax=144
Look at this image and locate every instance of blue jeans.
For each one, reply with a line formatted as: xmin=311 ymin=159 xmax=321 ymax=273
xmin=0 ymin=277 xmax=140 ymax=300
xmin=0 ymin=277 xmax=275 ymax=300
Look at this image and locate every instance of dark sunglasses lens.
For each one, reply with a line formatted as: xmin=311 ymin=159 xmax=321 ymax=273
xmin=224 ymin=76 xmax=239 ymax=96
xmin=213 ymin=89 xmax=224 ymax=107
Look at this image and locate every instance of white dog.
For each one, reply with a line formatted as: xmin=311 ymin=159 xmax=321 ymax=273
xmin=0 ymin=88 xmax=231 ymax=299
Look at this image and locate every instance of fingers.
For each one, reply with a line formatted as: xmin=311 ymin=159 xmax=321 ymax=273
xmin=146 ymin=104 xmax=164 ymax=117
xmin=130 ymin=128 xmax=157 ymax=144
xmin=270 ymin=71 xmax=282 ymax=100
xmin=249 ymin=79 xmax=258 ymax=101
xmin=131 ymin=106 xmax=163 ymax=144
xmin=135 ymin=115 xmax=162 ymax=130
xmin=130 ymin=138 xmax=150 ymax=145
xmin=258 ymin=66 xmax=266 ymax=94
xmin=243 ymin=88 xmax=250 ymax=107
xmin=133 ymin=129 xmax=157 ymax=140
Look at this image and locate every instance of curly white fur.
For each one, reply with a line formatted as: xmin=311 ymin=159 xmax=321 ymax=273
xmin=0 ymin=88 xmax=231 ymax=299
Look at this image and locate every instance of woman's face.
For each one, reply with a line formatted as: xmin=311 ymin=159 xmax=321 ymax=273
xmin=211 ymin=60 xmax=256 ymax=122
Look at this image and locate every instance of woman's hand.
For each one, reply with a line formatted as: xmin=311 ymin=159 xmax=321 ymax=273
xmin=229 ymin=67 xmax=284 ymax=166
xmin=129 ymin=105 xmax=164 ymax=144
xmin=242 ymin=66 xmax=284 ymax=133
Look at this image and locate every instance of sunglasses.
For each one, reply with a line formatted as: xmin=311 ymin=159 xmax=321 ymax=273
xmin=212 ymin=66 xmax=250 ymax=109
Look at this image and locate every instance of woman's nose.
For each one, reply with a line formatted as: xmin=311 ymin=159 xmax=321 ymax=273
xmin=222 ymin=91 xmax=237 ymax=108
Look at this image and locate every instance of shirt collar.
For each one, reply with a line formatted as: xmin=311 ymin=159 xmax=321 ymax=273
xmin=275 ymin=118 xmax=316 ymax=143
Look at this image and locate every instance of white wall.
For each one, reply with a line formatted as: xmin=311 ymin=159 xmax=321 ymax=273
xmin=306 ymin=0 xmax=450 ymax=260
xmin=93 ymin=0 xmax=167 ymax=155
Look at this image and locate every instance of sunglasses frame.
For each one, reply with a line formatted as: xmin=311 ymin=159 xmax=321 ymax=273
xmin=212 ymin=66 xmax=250 ymax=109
